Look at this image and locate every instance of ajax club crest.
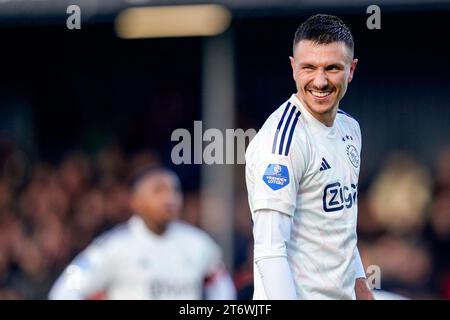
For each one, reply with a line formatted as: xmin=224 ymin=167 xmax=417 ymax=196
xmin=346 ymin=145 xmax=360 ymax=168
xmin=342 ymin=135 xmax=360 ymax=168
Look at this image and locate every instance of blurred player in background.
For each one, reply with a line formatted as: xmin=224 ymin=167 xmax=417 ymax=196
xmin=245 ymin=14 xmax=374 ymax=299
xmin=49 ymin=166 xmax=236 ymax=299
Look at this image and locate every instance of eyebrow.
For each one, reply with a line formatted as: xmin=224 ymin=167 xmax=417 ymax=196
xmin=298 ymin=62 xmax=345 ymax=69
xmin=300 ymin=63 xmax=315 ymax=68
xmin=325 ymin=63 xmax=345 ymax=69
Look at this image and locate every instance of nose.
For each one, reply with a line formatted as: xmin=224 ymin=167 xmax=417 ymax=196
xmin=312 ymin=69 xmax=328 ymax=90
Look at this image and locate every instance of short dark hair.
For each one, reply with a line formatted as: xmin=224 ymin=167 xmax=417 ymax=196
xmin=128 ymin=164 xmax=175 ymax=190
xmin=293 ymin=14 xmax=354 ymax=53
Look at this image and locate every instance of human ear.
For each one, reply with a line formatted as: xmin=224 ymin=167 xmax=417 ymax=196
xmin=289 ymin=56 xmax=296 ymax=81
xmin=348 ymin=58 xmax=358 ymax=83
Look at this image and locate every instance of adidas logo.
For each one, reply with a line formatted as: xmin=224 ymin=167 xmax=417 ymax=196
xmin=319 ymin=157 xmax=331 ymax=171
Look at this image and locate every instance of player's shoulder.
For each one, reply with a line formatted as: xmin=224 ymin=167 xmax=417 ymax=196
xmin=261 ymin=99 xmax=301 ymax=135
xmin=171 ymin=221 xmax=220 ymax=250
xmin=248 ymin=98 xmax=305 ymax=158
xmin=336 ymin=108 xmax=361 ymax=136
xmin=336 ymin=108 xmax=360 ymax=128
xmin=172 ymin=221 xmax=213 ymax=241
xmin=91 ymin=222 xmax=132 ymax=249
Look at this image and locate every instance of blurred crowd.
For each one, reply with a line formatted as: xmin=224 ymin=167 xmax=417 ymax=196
xmin=0 ymin=139 xmax=159 ymax=299
xmin=356 ymin=147 xmax=450 ymax=299
xmin=1 ymin=134 xmax=450 ymax=299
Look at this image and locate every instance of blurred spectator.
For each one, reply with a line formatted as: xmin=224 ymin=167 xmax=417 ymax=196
xmin=358 ymin=151 xmax=442 ymax=299
xmin=94 ymin=143 xmax=127 ymax=188
xmin=426 ymin=149 xmax=450 ymax=299
xmin=434 ymin=145 xmax=450 ymax=190
xmin=58 ymin=152 xmax=91 ymax=202
xmin=368 ymin=152 xmax=432 ymax=236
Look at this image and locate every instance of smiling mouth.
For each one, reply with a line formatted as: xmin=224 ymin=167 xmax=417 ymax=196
xmin=309 ymin=90 xmax=333 ymax=98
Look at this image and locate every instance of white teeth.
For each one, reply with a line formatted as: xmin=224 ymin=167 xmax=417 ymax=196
xmin=310 ymin=91 xmax=331 ymax=97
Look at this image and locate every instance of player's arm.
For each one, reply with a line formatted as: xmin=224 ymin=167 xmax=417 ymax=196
xmin=354 ymin=247 xmax=375 ymax=300
xmin=48 ymin=238 xmax=112 ymax=300
xmin=253 ymin=208 xmax=297 ymax=299
xmin=201 ymin=235 xmax=236 ymax=300
xmin=246 ymin=117 xmax=306 ymax=299
xmin=203 ymin=263 xmax=236 ymax=300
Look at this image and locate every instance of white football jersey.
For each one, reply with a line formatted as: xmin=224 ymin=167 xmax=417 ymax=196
xmin=49 ymin=216 xmax=226 ymax=299
xmin=246 ymin=94 xmax=362 ymax=300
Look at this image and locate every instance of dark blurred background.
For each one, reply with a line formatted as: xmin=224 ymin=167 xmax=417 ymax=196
xmin=0 ymin=0 xmax=449 ymax=299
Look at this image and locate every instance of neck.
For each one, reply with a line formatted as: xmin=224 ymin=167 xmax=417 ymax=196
xmin=295 ymin=93 xmax=338 ymax=127
xmin=139 ymin=216 xmax=168 ymax=235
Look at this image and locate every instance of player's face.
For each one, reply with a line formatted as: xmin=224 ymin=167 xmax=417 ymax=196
xmin=132 ymin=171 xmax=183 ymax=230
xmin=290 ymin=40 xmax=358 ymax=124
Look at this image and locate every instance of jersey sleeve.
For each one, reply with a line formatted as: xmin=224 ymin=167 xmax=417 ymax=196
xmin=48 ymin=235 xmax=115 ymax=300
xmin=246 ymin=124 xmax=306 ymax=217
